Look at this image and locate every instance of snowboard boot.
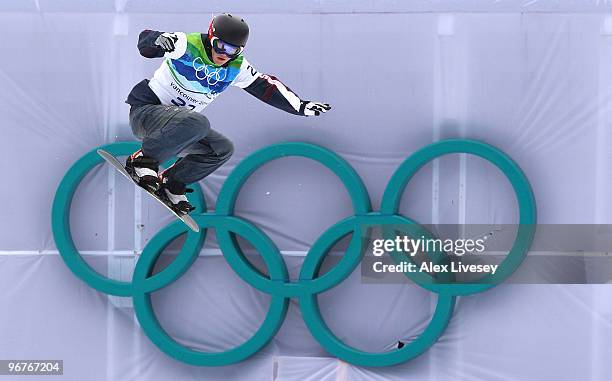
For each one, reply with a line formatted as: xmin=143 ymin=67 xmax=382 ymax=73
xmin=156 ymin=175 xmax=196 ymax=216
xmin=125 ymin=149 xmax=161 ymax=193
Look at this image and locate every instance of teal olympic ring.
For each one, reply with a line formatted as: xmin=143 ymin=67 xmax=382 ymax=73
xmin=52 ymin=139 xmax=536 ymax=367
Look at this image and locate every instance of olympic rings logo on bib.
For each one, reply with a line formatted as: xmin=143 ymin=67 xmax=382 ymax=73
xmin=192 ymin=57 xmax=228 ymax=85
xmin=51 ymin=139 xmax=536 ymax=367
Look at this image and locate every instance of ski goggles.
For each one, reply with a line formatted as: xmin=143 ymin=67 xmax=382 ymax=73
xmin=210 ymin=36 xmax=243 ymax=58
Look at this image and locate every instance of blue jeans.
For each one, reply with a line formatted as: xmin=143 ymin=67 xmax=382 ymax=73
xmin=129 ymin=104 xmax=234 ymax=185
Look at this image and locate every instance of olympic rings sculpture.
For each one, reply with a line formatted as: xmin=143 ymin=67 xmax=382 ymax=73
xmin=52 ymin=139 xmax=536 ymax=367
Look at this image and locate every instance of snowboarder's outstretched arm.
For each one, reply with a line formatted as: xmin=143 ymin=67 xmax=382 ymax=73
xmin=244 ymin=74 xmax=304 ymax=115
xmin=233 ymin=61 xmax=331 ymax=116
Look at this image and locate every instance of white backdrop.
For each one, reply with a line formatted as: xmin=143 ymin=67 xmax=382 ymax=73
xmin=1 ymin=1 xmax=612 ymax=380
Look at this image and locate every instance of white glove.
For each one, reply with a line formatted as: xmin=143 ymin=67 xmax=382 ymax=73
xmin=154 ymin=32 xmax=179 ymax=53
xmin=300 ymin=101 xmax=331 ymax=116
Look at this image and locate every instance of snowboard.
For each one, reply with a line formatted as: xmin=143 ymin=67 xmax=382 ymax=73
xmin=97 ymin=149 xmax=199 ymax=233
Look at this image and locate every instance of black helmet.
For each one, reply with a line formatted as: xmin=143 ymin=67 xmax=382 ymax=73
xmin=207 ymin=13 xmax=249 ymax=47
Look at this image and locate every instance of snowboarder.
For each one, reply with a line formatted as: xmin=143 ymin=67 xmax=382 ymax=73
xmin=125 ymin=13 xmax=331 ymax=215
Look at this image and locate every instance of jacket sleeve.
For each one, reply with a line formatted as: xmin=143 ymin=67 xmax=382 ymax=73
xmin=137 ymin=30 xmax=164 ymax=58
xmin=232 ymin=58 xmax=306 ymax=115
xmin=243 ymin=74 xmax=306 ymax=116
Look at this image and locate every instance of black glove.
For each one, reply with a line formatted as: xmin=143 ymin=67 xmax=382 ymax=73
xmin=154 ymin=32 xmax=179 ymax=53
xmin=300 ymin=101 xmax=331 ymax=116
